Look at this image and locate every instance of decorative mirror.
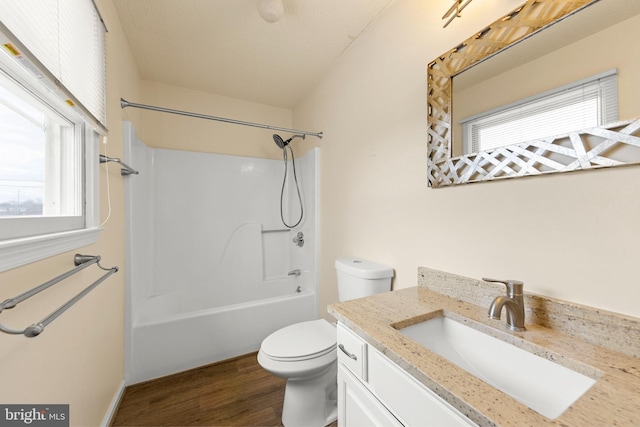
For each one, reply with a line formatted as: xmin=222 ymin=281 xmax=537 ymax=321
xmin=427 ymin=0 xmax=640 ymax=187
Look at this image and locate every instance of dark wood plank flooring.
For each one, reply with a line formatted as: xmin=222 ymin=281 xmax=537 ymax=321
xmin=111 ymin=352 xmax=287 ymax=426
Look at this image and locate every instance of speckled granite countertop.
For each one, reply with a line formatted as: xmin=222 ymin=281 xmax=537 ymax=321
xmin=328 ymin=268 xmax=640 ymax=427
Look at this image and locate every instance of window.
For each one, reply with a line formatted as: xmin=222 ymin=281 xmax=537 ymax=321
xmin=0 ymin=0 xmax=105 ymax=272
xmin=461 ymin=70 xmax=618 ymax=155
xmin=0 ymin=69 xmax=83 ymax=239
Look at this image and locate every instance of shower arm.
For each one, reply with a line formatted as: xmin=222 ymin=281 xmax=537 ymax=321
xmin=120 ymin=98 xmax=324 ymax=139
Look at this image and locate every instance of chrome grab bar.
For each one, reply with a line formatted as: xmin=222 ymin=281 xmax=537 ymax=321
xmin=0 ymin=254 xmax=118 ymax=338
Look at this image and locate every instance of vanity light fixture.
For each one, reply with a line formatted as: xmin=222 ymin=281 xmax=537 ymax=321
xmin=442 ymin=0 xmax=474 ymax=28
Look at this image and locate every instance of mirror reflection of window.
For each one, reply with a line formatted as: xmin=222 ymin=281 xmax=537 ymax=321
xmin=460 ymin=70 xmax=618 ymax=155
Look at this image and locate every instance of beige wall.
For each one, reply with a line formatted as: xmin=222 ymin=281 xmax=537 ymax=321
xmin=453 ymin=13 xmax=640 ymax=150
xmin=4 ymin=1 xmax=639 ymax=425
xmin=294 ymin=0 xmax=640 ymax=320
xmin=0 ymin=0 xmax=141 ymax=425
xmin=133 ymin=80 xmax=293 ymax=159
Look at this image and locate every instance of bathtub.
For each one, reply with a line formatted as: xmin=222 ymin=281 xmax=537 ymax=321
xmin=123 ymin=122 xmax=319 ymax=384
xmin=128 ymin=289 xmax=316 ymax=385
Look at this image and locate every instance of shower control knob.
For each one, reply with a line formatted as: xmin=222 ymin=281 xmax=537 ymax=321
xmin=293 ymin=232 xmax=304 ymax=247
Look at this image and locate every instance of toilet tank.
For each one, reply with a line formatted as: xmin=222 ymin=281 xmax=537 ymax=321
xmin=335 ymin=258 xmax=394 ymax=302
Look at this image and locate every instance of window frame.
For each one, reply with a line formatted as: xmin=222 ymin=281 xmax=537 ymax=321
xmin=0 ymin=29 xmax=100 ymax=273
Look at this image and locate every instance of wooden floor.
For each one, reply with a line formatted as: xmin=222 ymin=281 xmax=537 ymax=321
xmin=111 ymin=352 xmax=287 ymax=426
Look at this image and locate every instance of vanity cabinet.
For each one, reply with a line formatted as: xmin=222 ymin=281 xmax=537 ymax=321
xmin=337 ymin=322 xmax=475 ymax=427
xmin=338 ymin=364 xmax=403 ymax=426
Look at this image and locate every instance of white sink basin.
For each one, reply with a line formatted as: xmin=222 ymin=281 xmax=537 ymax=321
xmin=398 ymin=315 xmax=596 ymax=419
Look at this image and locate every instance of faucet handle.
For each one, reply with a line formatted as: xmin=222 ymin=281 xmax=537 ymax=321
xmin=482 ymin=278 xmax=524 ymax=296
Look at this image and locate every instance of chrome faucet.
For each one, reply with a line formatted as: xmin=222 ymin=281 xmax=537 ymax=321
xmin=288 ymin=269 xmax=301 ymax=277
xmin=484 ymin=278 xmax=526 ymax=332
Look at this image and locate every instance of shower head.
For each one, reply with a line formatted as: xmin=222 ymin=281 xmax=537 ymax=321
xmin=273 ymin=134 xmax=287 ymax=149
xmin=273 ymin=134 xmax=305 ymax=149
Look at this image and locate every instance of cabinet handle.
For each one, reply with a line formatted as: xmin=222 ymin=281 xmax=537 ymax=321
xmin=339 ymin=344 xmax=357 ymax=360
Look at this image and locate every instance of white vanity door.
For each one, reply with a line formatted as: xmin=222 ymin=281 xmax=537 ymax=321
xmin=338 ymin=364 xmax=403 ymax=427
xmin=368 ymin=347 xmax=476 ymax=427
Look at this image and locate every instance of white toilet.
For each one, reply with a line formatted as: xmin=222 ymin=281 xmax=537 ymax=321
xmin=258 ymin=257 xmax=394 ymax=427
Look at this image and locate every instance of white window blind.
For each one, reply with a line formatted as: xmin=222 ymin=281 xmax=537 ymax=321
xmin=461 ymin=70 xmax=618 ymax=155
xmin=0 ymin=0 xmax=107 ymax=130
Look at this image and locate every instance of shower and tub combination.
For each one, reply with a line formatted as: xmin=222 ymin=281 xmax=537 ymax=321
xmin=123 ymin=121 xmax=319 ymax=384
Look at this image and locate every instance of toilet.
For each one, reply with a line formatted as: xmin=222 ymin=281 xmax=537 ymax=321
xmin=258 ymin=257 xmax=394 ymax=427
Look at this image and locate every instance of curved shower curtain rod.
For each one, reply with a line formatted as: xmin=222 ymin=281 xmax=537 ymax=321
xmin=120 ymin=99 xmax=323 ymax=139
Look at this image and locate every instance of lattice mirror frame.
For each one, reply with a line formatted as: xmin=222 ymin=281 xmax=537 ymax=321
xmin=427 ymin=0 xmax=640 ymax=187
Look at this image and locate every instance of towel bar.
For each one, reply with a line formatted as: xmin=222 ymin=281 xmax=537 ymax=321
xmin=0 ymin=254 xmax=118 ymax=338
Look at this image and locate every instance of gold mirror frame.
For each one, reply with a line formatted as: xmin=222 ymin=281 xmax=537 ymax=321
xmin=427 ymin=0 xmax=640 ymax=187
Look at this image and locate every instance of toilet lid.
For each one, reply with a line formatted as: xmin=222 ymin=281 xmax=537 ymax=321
xmin=261 ymin=319 xmax=336 ymax=360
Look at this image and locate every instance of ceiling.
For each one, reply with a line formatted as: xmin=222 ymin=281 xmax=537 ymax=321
xmin=113 ymin=0 xmax=394 ymax=109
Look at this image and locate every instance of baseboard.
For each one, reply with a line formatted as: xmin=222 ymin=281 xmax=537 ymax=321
xmin=101 ymin=379 xmax=126 ymax=427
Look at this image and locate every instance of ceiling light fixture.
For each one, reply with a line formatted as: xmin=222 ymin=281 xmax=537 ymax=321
xmin=442 ymin=0 xmax=474 ymax=28
xmin=257 ymin=0 xmax=284 ymax=23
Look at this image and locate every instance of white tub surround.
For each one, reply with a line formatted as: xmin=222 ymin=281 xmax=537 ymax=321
xmin=123 ymin=122 xmax=319 ymax=384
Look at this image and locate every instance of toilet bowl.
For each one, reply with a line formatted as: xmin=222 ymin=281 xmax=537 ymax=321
xmin=257 ymin=319 xmax=338 ymax=427
xmin=258 ymin=258 xmax=394 ymax=427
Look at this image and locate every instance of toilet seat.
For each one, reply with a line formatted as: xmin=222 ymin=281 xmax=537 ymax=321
xmin=261 ymin=319 xmax=336 ymax=362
